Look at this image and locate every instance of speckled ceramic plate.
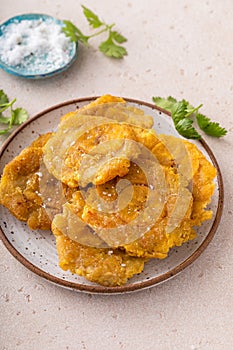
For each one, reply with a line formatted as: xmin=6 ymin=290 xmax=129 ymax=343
xmin=0 ymin=98 xmax=223 ymax=294
xmin=0 ymin=14 xmax=78 ymax=79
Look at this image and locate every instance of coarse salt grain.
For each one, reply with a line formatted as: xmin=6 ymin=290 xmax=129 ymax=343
xmin=0 ymin=18 xmax=73 ymax=74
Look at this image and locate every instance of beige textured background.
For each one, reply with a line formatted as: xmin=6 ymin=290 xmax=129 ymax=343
xmin=0 ymin=1 xmax=233 ymax=349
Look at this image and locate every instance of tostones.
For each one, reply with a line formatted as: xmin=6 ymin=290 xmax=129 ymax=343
xmin=0 ymin=95 xmax=217 ymax=286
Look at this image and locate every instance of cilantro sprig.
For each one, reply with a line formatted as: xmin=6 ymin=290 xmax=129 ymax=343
xmin=0 ymin=89 xmax=28 ymax=135
xmin=62 ymin=5 xmax=127 ymax=59
xmin=152 ymin=96 xmax=227 ymax=139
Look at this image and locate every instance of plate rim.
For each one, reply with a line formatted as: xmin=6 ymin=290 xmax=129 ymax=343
xmin=0 ymin=97 xmax=224 ymax=294
xmin=0 ymin=13 xmax=78 ymax=79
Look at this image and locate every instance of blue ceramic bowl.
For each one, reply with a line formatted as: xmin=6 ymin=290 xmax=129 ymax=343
xmin=0 ymin=13 xmax=78 ymax=79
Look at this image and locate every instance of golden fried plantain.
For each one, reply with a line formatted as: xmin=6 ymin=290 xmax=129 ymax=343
xmin=44 ymin=115 xmax=161 ymax=188
xmin=61 ymin=95 xmax=154 ymax=129
xmin=0 ymin=134 xmax=52 ymax=230
xmin=52 ymin=222 xmax=146 ymax=287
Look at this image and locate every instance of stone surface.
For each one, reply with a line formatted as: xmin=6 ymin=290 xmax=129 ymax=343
xmin=0 ymin=1 xmax=233 ymax=349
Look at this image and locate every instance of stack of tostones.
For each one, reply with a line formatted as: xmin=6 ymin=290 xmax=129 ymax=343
xmin=0 ymin=95 xmax=216 ymax=286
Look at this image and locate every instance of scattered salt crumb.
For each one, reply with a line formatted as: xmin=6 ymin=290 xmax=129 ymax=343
xmin=35 ymin=172 xmax=43 ymax=177
xmin=97 ymin=204 xmax=102 ymax=211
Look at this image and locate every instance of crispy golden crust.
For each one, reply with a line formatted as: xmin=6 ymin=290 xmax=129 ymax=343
xmin=78 ymin=184 xmax=149 ymax=229
xmin=124 ymin=199 xmax=196 ymax=259
xmin=43 ymin=95 xmax=156 ymax=188
xmin=190 ymin=146 xmax=216 ymax=225
xmin=63 ymin=123 xmax=140 ymax=187
xmin=52 ymin=223 xmax=146 ymax=287
xmin=44 ymin=119 xmax=160 ymax=188
xmin=59 ymin=166 xmax=194 ymax=259
xmin=125 ymin=141 xmax=216 ymax=258
xmin=53 ymin=136 xmax=216 ymax=262
xmin=0 ymin=133 xmax=52 ymax=230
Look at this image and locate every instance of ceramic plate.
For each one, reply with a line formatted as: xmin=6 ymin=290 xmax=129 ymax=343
xmin=0 ymin=98 xmax=223 ymax=294
xmin=0 ymin=14 xmax=78 ymax=79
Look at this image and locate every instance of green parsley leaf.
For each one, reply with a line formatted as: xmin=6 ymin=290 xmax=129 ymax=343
xmin=62 ymin=20 xmax=89 ymax=45
xmin=0 ymin=116 xmax=10 ymax=124
xmin=153 ymin=96 xmax=196 ymax=117
xmin=111 ymin=31 xmax=127 ymax=44
xmin=62 ymin=6 xmax=128 ymax=59
xmin=11 ymin=108 xmax=29 ymax=125
xmin=152 ymin=95 xmax=227 ymax=139
xmin=196 ymin=113 xmax=227 ymax=137
xmin=82 ymin=5 xmax=103 ymax=28
xmin=170 ymin=100 xmax=201 ymax=139
xmin=175 ymin=118 xmax=201 ymax=139
xmin=152 ymin=96 xmax=178 ymax=113
xmin=0 ymin=98 xmax=16 ymax=115
xmin=0 ymin=89 xmax=9 ymax=105
xmin=170 ymin=100 xmax=188 ymax=123
xmin=99 ymin=36 xmax=127 ymax=58
xmin=99 ymin=31 xmax=127 ymax=58
xmin=0 ymin=90 xmax=29 ymax=135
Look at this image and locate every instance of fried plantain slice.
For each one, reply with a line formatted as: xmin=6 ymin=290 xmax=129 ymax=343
xmin=191 ymin=149 xmax=216 ymax=226
xmin=64 ymin=122 xmax=142 ymax=187
xmin=124 ymin=140 xmax=216 ymax=258
xmin=61 ymin=95 xmax=154 ymax=128
xmin=43 ymin=113 xmax=161 ymax=188
xmin=52 ymin=222 xmax=146 ymax=287
xmin=43 ymin=95 xmax=157 ymax=188
xmin=124 ymin=198 xmax=196 ymax=259
xmin=0 ymin=134 xmax=52 ymax=230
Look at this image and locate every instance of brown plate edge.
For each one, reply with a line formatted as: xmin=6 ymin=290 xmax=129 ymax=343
xmin=0 ymin=97 xmax=224 ymax=294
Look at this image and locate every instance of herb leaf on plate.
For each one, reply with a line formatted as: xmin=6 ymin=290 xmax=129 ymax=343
xmin=152 ymin=96 xmax=177 ymax=113
xmin=175 ymin=117 xmax=201 ymax=139
xmin=152 ymin=96 xmax=227 ymax=139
